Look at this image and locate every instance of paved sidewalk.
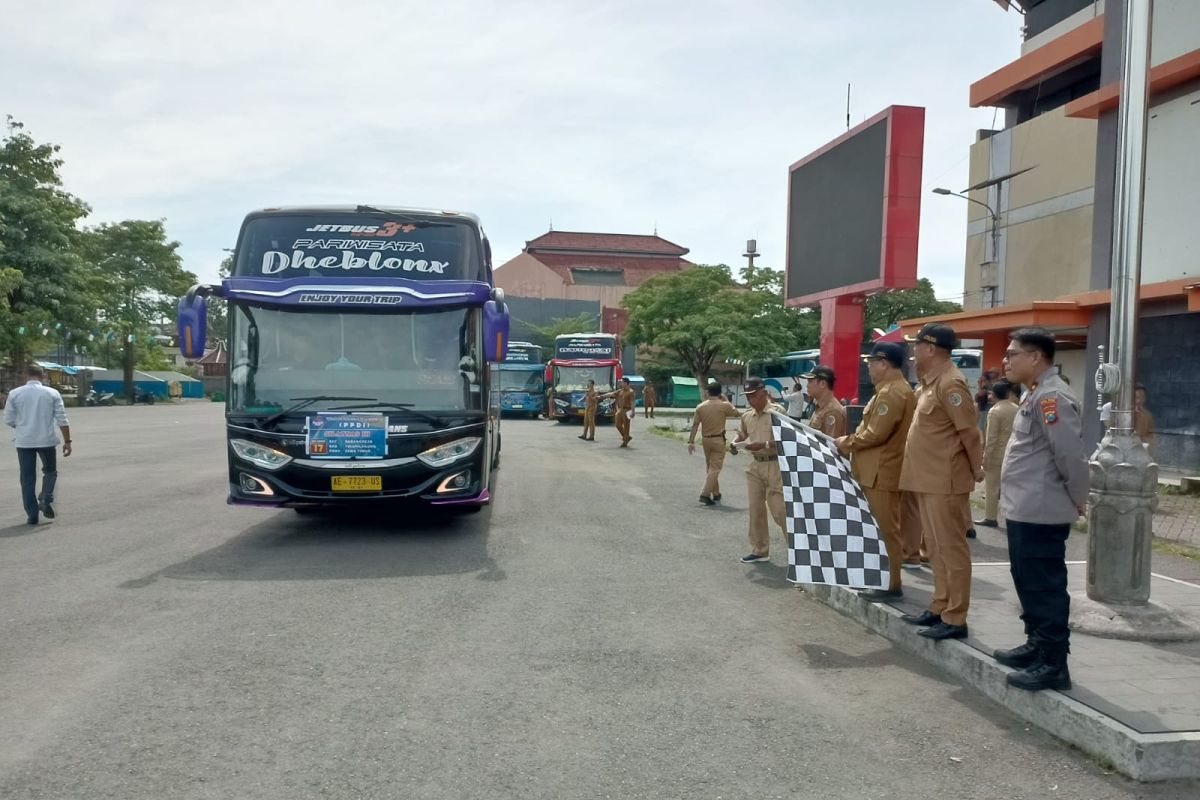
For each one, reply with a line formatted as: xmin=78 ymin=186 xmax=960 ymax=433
xmin=1156 ymin=491 xmax=1200 ymax=548
xmin=971 ymin=485 xmax=1200 ymax=549
xmin=806 ymin=560 xmax=1200 ymax=781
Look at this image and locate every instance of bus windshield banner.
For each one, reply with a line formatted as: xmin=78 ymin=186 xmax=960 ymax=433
xmin=555 ymin=336 xmax=617 ymax=360
xmin=505 ymin=344 xmax=542 ymax=364
xmin=234 ymin=214 xmax=480 ymax=282
xmin=306 ymin=413 xmax=388 ymax=459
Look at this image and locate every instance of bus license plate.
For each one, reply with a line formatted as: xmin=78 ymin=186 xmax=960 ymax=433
xmin=331 ymin=475 xmax=382 ymax=492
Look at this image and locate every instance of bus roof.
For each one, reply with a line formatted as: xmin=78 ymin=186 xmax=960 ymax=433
xmin=244 ymin=205 xmax=481 ymax=225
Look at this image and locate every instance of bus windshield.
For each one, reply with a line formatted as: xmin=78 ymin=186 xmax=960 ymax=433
xmin=229 ymin=305 xmax=483 ymax=415
xmin=499 ymin=370 xmax=544 ymax=392
xmin=233 ymin=213 xmax=481 ymax=281
xmin=554 ymin=365 xmax=614 ymax=392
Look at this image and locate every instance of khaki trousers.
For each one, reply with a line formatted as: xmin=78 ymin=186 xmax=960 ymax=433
xmin=983 ymin=459 xmax=1002 ymax=520
xmin=862 ymin=486 xmax=903 ymax=591
xmin=900 ymin=491 xmax=926 ymax=563
xmin=746 ymin=460 xmax=787 ymax=557
xmin=615 ymin=409 xmax=632 ymax=442
xmin=582 ymin=409 xmax=596 ymax=439
xmin=917 ymin=492 xmax=973 ymax=626
xmin=701 ymin=437 xmax=727 ymax=497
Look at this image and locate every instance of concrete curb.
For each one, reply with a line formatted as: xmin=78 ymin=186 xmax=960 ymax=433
xmin=804 ymin=583 xmax=1200 ymax=782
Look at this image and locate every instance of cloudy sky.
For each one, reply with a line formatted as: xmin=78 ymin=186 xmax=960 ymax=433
xmin=2 ymin=1 xmax=1022 ymax=301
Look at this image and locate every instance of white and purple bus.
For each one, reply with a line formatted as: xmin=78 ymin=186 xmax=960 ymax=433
xmin=177 ymin=205 xmax=509 ymax=512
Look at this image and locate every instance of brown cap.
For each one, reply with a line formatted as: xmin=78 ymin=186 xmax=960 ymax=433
xmin=743 ymin=377 xmax=766 ymax=394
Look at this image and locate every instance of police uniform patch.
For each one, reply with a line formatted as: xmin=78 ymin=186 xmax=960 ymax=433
xmin=949 ymin=393 xmax=963 ymax=407
xmin=1040 ymin=396 xmax=1059 ymax=425
xmin=824 ymin=415 xmax=836 ymax=430
xmin=876 ymin=402 xmax=889 ymax=417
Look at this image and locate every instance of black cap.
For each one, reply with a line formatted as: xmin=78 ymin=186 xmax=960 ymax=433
xmin=800 ymin=365 xmax=836 ymax=388
xmin=906 ymin=323 xmax=958 ymax=351
xmin=864 ymin=342 xmax=905 ymax=368
xmin=743 ymin=377 xmax=766 ymax=394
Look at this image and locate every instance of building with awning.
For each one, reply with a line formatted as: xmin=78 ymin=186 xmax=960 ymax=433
xmin=917 ymin=1 xmax=1200 ymax=468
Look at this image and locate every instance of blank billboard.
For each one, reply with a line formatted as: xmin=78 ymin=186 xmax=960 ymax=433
xmin=785 ymin=106 xmax=924 ymax=306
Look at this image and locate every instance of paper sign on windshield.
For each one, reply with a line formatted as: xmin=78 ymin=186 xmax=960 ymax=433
xmin=306 ymin=413 xmax=388 ymax=459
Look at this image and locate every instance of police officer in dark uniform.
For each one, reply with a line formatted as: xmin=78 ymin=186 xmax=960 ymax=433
xmin=994 ymin=327 xmax=1088 ymax=691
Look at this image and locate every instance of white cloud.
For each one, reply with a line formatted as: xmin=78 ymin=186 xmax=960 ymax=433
xmin=2 ymin=0 xmax=1022 ymax=302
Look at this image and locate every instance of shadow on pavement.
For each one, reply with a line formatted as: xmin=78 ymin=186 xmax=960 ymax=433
xmin=0 ymin=522 xmax=39 ymax=539
xmin=744 ymin=561 xmax=794 ymax=590
xmin=119 ymin=505 xmax=503 ymax=588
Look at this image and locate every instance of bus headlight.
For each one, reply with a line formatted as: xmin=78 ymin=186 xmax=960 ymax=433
xmin=231 ymin=439 xmax=293 ymax=471
xmin=417 ymin=437 xmax=481 ymax=468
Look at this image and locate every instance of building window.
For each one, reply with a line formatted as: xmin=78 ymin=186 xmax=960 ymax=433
xmin=570 ymin=268 xmax=625 ymax=286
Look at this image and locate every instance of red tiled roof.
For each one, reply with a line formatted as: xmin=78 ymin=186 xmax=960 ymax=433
xmin=196 ymin=342 xmax=227 ymax=364
xmin=526 ymin=230 xmax=689 ymax=256
xmin=531 ymin=253 xmax=692 ymax=287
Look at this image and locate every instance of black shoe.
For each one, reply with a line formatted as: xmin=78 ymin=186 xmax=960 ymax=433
xmin=40 ymin=501 xmax=56 ymax=520
xmin=1007 ymin=661 xmax=1071 ymax=691
xmin=577 ymin=435 xmax=587 ymax=439
xmin=858 ymin=588 xmax=903 ymax=602
xmin=966 ymin=528 xmax=977 ymax=539
xmin=698 ymin=495 xmax=714 ymax=506
xmin=713 ymin=493 xmax=721 ymax=503
xmin=27 ymin=516 xmax=39 ymax=526
xmin=739 ymin=553 xmax=769 ymax=564
xmin=918 ymin=622 xmax=969 ymax=640
xmin=993 ymin=641 xmax=1039 ymax=669
xmin=974 ymin=518 xmax=998 ymax=528
xmin=900 ymin=610 xmax=942 ymax=626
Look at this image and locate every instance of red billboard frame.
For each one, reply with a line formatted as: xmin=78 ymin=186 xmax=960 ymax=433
xmin=784 ymin=105 xmax=924 ymax=308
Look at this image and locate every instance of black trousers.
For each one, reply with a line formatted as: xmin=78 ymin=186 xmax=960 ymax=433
xmin=1006 ymin=519 xmax=1071 ymax=659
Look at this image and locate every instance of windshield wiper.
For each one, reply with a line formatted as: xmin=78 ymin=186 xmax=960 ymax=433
xmin=329 ymin=402 xmax=451 ymax=428
xmin=261 ymin=395 xmax=377 ymax=429
xmin=354 ymin=206 xmax=454 ymax=227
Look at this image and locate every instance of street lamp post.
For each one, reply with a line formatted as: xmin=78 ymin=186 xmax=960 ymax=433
xmin=1076 ymin=0 xmax=1197 ymax=640
xmin=933 ymin=187 xmax=1001 ymax=307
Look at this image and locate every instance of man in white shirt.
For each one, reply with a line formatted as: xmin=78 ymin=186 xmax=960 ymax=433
xmin=781 ymin=380 xmax=809 ymax=422
xmin=4 ymin=365 xmax=72 ymax=525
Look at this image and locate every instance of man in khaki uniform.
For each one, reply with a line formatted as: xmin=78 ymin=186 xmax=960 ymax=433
xmin=688 ymin=382 xmax=741 ymax=505
xmin=835 ymin=342 xmax=916 ymax=600
xmin=975 ymin=379 xmax=1018 ymax=528
xmin=899 ymin=323 xmax=983 ymax=640
xmin=802 ymin=365 xmax=847 ymax=438
xmin=607 ymin=377 xmax=636 ymax=447
xmin=578 ymin=379 xmax=598 ymax=442
xmin=643 ymin=384 xmax=657 ymax=419
xmin=732 ymin=377 xmax=788 ymax=563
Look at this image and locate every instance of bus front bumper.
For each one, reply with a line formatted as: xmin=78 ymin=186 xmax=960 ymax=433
xmin=228 ymin=452 xmax=489 ymax=508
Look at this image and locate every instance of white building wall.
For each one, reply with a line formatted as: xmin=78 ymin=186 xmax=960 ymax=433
xmin=1141 ymin=86 xmax=1200 ymax=284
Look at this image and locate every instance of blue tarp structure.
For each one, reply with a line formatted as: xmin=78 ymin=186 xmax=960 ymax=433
xmin=87 ymin=369 xmax=170 ymax=398
xmin=145 ymin=371 xmax=205 ymax=398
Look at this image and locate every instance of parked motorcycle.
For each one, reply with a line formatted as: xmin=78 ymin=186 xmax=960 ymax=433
xmin=132 ymin=387 xmax=157 ymax=405
xmin=85 ymin=388 xmax=115 ymax=406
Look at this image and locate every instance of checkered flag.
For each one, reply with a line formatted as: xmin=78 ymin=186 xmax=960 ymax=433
xmin=771 ymin=413 xmax=889 ymax=589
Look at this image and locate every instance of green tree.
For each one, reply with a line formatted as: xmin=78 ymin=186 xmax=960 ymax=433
xmin=522 ymin=311 xmax=600 ymax=353
xmin=864 ymin=278 xmax=961 ymax=339
xmin=0 ymin=117 xmax=93 ymax=367
xmin=82 ymin=220 xmax=196 ymax=400
xmin=737 ymin=263 xmax=821 ymax=354
xmin=621 ymin=264 xmax=799 ymax=388
xmin=204 ymin=252 xmax=232 ymax=345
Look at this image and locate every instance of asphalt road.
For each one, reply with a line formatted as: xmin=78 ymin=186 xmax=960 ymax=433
xmin=1 ymin=404 xmax=1195 ymax=799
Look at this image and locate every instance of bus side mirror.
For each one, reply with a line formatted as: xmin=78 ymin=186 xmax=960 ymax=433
xmin=483 ymin=300 xmax=509 ymax=363
xmin=177 ymin=292 xmax=208 ymax=359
